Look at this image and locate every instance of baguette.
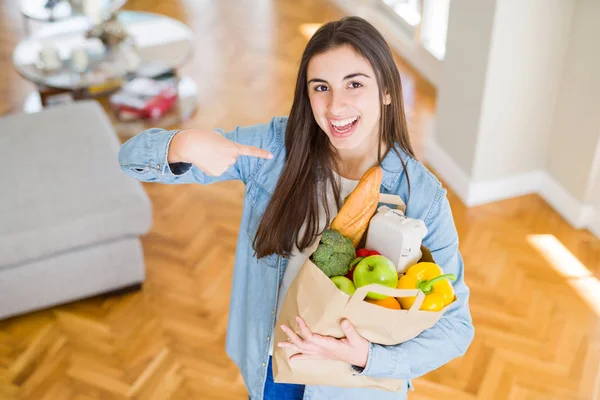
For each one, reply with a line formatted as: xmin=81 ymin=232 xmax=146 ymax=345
xmin=331 ymin=166 xmax=383 ymax=247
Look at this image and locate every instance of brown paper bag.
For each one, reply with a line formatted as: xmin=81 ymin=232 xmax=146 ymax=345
xmin=272 ymin=236 xmax=454 ymax=391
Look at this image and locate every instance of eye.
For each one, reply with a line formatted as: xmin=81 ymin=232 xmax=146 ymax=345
xmin=314 ymin=85 xmax=329 ymax=92
xmin=349 ymin=81 xmax=363 ymax=89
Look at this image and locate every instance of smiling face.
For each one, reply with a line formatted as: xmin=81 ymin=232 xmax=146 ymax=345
xmin=307 ymin=45 xmax=390 ymax=153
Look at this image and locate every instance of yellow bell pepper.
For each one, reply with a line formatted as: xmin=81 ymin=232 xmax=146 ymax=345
xmin=397 ymin=262 xmax=456 ymax=311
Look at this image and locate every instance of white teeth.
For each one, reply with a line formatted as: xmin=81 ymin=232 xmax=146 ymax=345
xmin=330 ymin=116 xmax=358 ymax=127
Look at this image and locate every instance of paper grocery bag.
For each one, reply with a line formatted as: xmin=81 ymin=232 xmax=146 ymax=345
xmin=272 ymin=245 xmax=453 ymax=391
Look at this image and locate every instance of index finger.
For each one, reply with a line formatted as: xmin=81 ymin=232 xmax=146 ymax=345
xmin=296 ymin=316 xmax=313 ymax=340
xmin=236 ymin=143 xmax=273 ymax=159
xmin=281 ymin=324 xmax=304 ymax=346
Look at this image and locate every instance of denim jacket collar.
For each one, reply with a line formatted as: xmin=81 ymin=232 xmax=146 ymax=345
xmin=380 ymin=145 xmax=409 ymax=191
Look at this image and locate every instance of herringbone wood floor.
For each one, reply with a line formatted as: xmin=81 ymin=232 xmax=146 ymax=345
xmin=1 ymin=0 xmax=600 ymax=399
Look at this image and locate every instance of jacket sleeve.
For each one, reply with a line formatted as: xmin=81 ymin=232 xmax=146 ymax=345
xmin=117 ymin=117 xmax=283 ymax=185
xmin=352 ymin=185 xmax=475 ymax=380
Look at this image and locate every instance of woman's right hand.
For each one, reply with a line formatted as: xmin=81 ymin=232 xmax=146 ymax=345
xmin=167 ymin=129 xmax=273 ymax=176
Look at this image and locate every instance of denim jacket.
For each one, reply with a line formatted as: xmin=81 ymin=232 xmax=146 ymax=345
xmin=118 ymin=116 xmax=474 ymax=400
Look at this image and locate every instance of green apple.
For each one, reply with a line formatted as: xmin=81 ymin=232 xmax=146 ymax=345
xmin=331 ymin=276 xmax=356 ymax=296
xmin=353 ymin=255 xmax=398 ymax=300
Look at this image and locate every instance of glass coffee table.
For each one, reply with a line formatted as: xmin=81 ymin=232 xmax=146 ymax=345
xmin=13 ymin=11 xmax=198 ymax=136
xmin=20 ymin=0 xmax=128 ymax=34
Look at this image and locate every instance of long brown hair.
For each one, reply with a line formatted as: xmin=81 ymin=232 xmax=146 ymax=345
xmin=253 ymin=16 xmax=414 ymax=259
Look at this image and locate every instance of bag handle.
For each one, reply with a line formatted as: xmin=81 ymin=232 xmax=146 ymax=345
xmin=378 ymin=193 xmax=406 ymax=213
xmin=346 ymin=284 xmax=425 ymax=313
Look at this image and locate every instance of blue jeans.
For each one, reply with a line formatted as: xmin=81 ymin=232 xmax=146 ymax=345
xmin=250 ymin=356 xmax=305 ymax=400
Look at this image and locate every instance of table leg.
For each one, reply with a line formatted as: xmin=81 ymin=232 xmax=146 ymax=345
xmin=38 ymin=86 xmax=75 ymax=107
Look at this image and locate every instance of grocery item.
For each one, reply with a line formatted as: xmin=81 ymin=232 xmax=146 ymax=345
xmin=396 ymin=262 xmax=456 ymax=311
xmin=352 ymin=255 xmax=398 ymax=300
xmin=310 ymin=229 xmax=355 ymax=277
xmin=365 ymin=296 xmax=401 ymax=310
xmin=330 ymin=166 xmax=383 ymax=247
xmin=365 ymin=206 xmax=428 ymax=273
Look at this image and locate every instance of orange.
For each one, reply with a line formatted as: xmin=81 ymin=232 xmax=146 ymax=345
xmin=365 ymin=296 xmax=401 ymax=310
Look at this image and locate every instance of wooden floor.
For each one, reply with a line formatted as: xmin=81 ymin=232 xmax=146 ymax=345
xmin=1 ymin=0 xmax=600 ymax=399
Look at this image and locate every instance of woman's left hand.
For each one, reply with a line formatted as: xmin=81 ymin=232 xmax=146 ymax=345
xmin=278 ymin=316 xmax=370 ymax=368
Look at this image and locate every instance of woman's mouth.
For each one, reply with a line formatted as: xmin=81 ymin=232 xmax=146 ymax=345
xmin=328 ymin=116 xmax=360 ymax=138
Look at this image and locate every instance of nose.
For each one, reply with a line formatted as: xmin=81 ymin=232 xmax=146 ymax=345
xmin=327 ymin=89 xmax=348 ymax=116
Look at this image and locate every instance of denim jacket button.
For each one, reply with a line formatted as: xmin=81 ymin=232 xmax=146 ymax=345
xmin=262 ymin=362 xmax=266 ymax=367
xmin=267 ymin=336 xmax=270 ymax=341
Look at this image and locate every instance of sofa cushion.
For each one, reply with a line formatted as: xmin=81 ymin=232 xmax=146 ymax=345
xmin=0 ymin=100 xmax=152 ymax=270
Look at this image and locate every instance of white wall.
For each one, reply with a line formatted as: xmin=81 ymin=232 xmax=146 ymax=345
xmin=546 ymin=0 xmax=600 ymax=202
xmin=426 ymin=0 xmax=600 ymax=235
xmin=586 ymin=138 xmax=600 ymax=237
xmin=434 ymin=0 xmax=497 ymax=179
xmin=473 ymin=0 xmax=574 ymax=182
xmin=429 ymin=0 xmax=579 ymax=208
xmin=432 ymin=0 xmax=575 ymax=186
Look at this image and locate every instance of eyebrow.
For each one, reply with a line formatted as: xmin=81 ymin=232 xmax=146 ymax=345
xmin=307 ymin=72 xmax=371 ymax=85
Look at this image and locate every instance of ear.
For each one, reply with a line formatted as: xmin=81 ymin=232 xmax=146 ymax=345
xmin=383 ymin=93 xmax=391 ymax=105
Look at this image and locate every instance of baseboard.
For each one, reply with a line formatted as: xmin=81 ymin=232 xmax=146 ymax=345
xmin=539 ymin=174 xmax=595 ymax=229
xmin=425 ymin=137 xmax=599 ymax=236
xmin=426 ymin=138 xmax=542 ymax=207
xmin=469 ymin=170 xmax=544 ymax=208
xmin=590 ymin=207 xmax=600 ymax=237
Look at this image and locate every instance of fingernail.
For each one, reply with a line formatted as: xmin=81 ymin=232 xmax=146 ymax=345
xmin=342 ymin=320 xmax=350 ymax=329
xmin=268 ymin=153 xmax=274 ymax=159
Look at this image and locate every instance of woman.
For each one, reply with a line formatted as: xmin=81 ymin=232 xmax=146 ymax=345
xmin=118 ymin=16 xmax=474 ymax=400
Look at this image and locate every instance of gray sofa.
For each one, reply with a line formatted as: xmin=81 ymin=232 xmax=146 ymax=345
xmin=0 ymin=100 xmax=152 ymax=320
